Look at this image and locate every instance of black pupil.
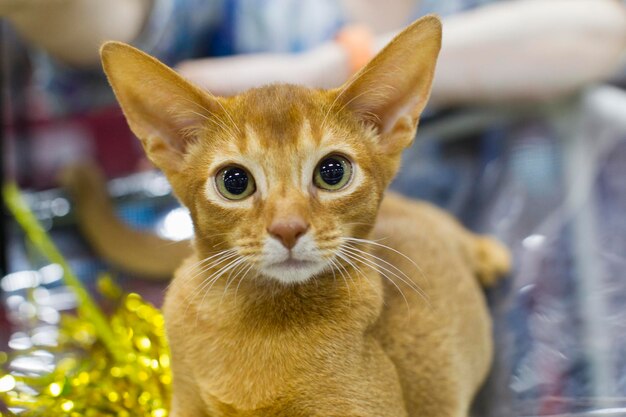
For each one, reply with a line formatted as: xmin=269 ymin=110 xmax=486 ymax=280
xmin=223 ymin=168 xmax=249 ymax=195
xmin=319 ymin=158 xmax=344 ymax=185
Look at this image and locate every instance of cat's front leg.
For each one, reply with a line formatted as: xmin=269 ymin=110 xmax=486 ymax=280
xmin=169 ymin=401 xmax=207 ymax=417
xmin=169 ymin=397 xmax=210 ymax=417
xmin=168 ymin=363 xmax=212 ymax=417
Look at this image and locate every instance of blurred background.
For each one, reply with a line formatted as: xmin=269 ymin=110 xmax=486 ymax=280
xmin=1 ymin=0 xmax=626 ymax=416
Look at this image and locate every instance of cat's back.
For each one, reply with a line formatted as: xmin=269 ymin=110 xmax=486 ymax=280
xmin=371 ymin=192 xmax=500 ymax=414
xmin=373 ymin=191 xmax=481 ymax=290
xmin=372 ymin=192 xmax=490 ymax=325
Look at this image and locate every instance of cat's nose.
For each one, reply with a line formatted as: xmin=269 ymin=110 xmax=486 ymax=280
xmin=268 ymin=217 xmax=310 ymax=249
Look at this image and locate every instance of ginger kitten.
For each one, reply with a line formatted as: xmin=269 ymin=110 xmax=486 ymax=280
xmin=101 ymin=16 xmax=510 ymax=417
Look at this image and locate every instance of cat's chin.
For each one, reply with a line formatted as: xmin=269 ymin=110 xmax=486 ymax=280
xmin=260 ymin=259 xmax=328 ymax=285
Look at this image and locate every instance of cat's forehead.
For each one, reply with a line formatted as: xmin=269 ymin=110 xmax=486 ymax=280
xmin=201 ymin=85 xmax=358 ymax=157
xmin=231 ymin=84 xmax=332 ymax=145
xmin=215 ymin=117 xmax=356 ymax=169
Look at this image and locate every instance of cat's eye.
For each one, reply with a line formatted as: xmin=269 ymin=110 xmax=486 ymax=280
xmin=216 ymin=166 xmax=256 ymax=200
xmin=314 ymin=155 xmax=353 ymax=191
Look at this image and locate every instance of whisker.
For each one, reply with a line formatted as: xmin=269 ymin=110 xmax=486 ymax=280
xmin=325 ymin=258 xmax=338 ymax=284
xmin=183 ymin=248 xmax=238 ymax=271
xmin=195 ymin=232 xmax=233 ymax=241
xmin=219 ymin=257 xmax=252 ymax=306
xmin=342 ymin=244 xmax=427 ymax=295
xmin=178 ymin=250 xmax=240 ymax=287
xmin=334 ymin=251 xmax=376 ymax=298
xmin=182 ymin=253 xmax=242 ymax=308
xmin=330 ymin=255 xmax=352 ymax=306
xmin=165 ymin=249 xmax=238 ymax=291
xmin=234 ymin=262 xmax=256 ymax=304
xmin=342 ymin=237 xmax=430 ymax=286
xmin=192 ymin=256 xmax=247 ymax=323
xmin=339 ymin=249 xmax=408 ymax=311
xmin=341 ymin=245 xmax=430 ymax=306
xmin=336 ymin=252 xmax=357 ymax=289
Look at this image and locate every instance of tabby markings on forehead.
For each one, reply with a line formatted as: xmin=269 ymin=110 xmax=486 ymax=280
xmin=243 ymin=122 xmax=312 ymax=195
xmin=242 ymin=124 xmax=263 ymax=156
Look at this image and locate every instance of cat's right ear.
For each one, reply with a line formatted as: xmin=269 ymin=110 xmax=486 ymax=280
xmin=335 ymin=16 xmax=442 ymax=156
xmin=100 ymin=42 xmax=221 ymax=176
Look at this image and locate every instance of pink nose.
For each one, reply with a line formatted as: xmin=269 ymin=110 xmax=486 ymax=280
xmin=268 ymin=217 xmax=309 ymax=249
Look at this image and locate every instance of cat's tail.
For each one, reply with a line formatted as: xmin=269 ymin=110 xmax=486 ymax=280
xmin=60 ymin=164 xmax=192 ymax=280
xmin=470 ymin=236 xmax=511 ymax=287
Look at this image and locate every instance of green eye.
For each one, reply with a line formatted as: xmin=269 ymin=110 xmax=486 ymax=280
xmin=216 ymin=166 xmax=256 ymax=200
xmin=314 ymin=155 xmax=353 ymax=191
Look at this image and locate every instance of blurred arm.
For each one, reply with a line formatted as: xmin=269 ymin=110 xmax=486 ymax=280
xmin=430 ymin=0 xmax=626 ymax=106
xmin=175 ymin=0 xmax=626 ymax=104
xmin=1 ymin=0 xmax=152 ymax=67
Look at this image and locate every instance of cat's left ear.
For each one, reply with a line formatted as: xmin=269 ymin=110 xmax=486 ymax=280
xmin=101 ymin=42 xmax=223 ymax=177
xmin=337 ymin=16 xmax=442 ymax=155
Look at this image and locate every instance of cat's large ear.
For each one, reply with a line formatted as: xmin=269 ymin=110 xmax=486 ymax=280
xmin=101 ymin=42 xmax=221 ymax=176
xmin=337 ymin=15 xmax=442 ymax=155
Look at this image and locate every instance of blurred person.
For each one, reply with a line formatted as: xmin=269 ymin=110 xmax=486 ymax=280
xmin=176 ymin=0 xmax=626 ymax=105
xmin=2 ymin=0 xmax=625 ymax=108
xmin=1 ymin=0 xmax=625 ymax=213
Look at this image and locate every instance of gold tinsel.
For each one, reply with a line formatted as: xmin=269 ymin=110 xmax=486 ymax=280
xmin=0 ymin=289 xmax=171 ymax=417
xmin=1 ymin=184 xmax=172 ymax=416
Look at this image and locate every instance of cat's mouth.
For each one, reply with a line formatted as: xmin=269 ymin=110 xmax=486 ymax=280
xmin=269 ymin=258 xmax=318 ymax=270
xmin=258 ymin=234 xmax=330 ymax=284
xmin=259 ymin=256 xmax=328 ymax=284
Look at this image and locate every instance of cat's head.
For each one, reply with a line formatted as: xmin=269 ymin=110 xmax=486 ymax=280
xmin=101 ymin=16 xmax=441 ymax=284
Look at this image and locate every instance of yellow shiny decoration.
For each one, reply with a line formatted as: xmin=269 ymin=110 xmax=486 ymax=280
xmin=49 ymin=382 xmax=62 ymax=397
xmin=0 ymin=291 xmax=173 ymax=416
xmin=125 ymin=294 xmax=143 ymax=312
xmin=136 ymin=336 xmax=152 ymax=352
xmin=152 ymin=409 xmax=167 ymax=417
xmin=138 ymin=391 xmax=152 ymax=405
xmin=78 ymin=371 xmax=90 ymax=385
xmin=0 ymin=375 xmax=16 ymax=392
xmin=110 ymin=366 xmax=123 ymax=378
xmin=3 ymin=184 xmax=130 ymax=364
xmin=139 ymin=355 xmax=152 ymax=368
xmin=61 ymin=400 xmax=75 ymax=412
xmin=1 ymin=184 xmax=173 ymax=416
xmin=97 ymin=273 xmax=123 ymax=299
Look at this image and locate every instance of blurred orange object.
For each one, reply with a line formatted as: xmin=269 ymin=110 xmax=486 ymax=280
xmin=335 ymin=25 xmax=374 ymax=75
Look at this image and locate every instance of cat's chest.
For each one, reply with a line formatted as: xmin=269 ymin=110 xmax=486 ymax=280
xmin=188 ymin=307 xmax=365 ymax=410
xmin=166 ymin=257 xmax=383 ymax=408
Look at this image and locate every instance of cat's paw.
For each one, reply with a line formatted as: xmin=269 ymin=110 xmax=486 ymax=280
xmin=473 ymin=236 xmax=511 ymax=287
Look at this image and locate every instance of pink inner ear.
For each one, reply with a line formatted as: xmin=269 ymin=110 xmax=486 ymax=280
xmin=346 ymin=80 xmax=424 ymax=136
xmin=102 ymin=42 xmax=226 ymax=175
xmin=336 ymin=16 xmax=441 ymax=139
xmin=379 ymin=96 xmax=422 ymax=135
xmin=142 ymin=88 xmax=215 ymax=155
